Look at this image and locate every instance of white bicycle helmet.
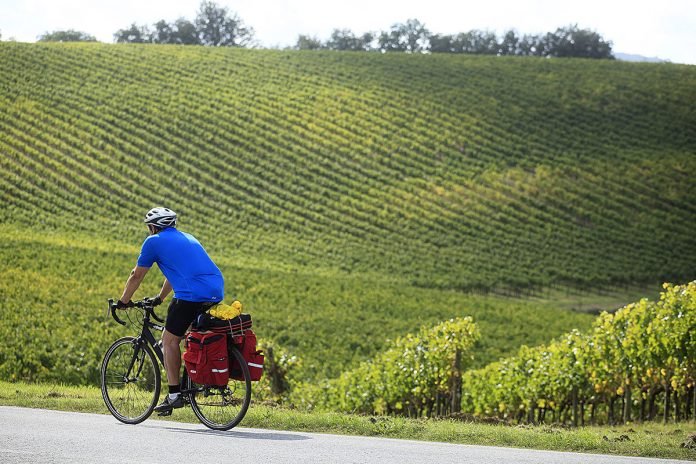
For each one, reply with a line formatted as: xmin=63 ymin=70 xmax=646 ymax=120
xmin=144 ymin=207 xmax=177 ymax=228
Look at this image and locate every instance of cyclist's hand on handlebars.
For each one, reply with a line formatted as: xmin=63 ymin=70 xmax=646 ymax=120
xmin=148 ymin=296 xmax=163 ymax=306
xmin=116 ymin=299 xmax=134 ymax=309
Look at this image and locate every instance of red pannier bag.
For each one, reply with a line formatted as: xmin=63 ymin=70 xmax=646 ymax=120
xmin=230 ymin=329 xmax=264 ymax=381
xmin=183 ymin=331 xmax=229 ymax=386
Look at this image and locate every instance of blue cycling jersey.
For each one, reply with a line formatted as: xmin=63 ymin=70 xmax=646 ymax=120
xmin=137 ymin=227 xmax=224 ymax=302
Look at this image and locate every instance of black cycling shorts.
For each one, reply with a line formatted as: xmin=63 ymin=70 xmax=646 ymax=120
xmin=165 ymin=298 xmax=215 ymax=337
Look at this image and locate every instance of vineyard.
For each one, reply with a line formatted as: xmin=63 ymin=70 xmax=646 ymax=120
xmin=0 ymin=42 xmax=695 ymax=404
xmin=462 ymin=281 xmax=696 ymax=425
xmin=0 ymin=224 xmax=595 ymax=385
xmin=294 ymin=317 xmax=481 ymax=416
xmin=309 ymin=282 xmax=696 ymax=426
xmin=1 ymin=43 xmax=695 ymax=292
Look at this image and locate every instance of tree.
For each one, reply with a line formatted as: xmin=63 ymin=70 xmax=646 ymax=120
xmin=38 ymin=30 xmax=97 ymax=42
xmin=547 ymin=25 xmax=613 ymax=59
xmin=498 ymin=30 xmax=520 ymax=56
xmin=151 ymin=20 xmax=174 ymax=44
xmin=378 ymin=30 xmax=403 ymax=52
xmin=295 ymin=35 xmax=323 ymax=50
xmin=114 ymin=1 xmax=252 ymax=47
xmin=359 ymin=32 xmax=376 ymax=51
xmin=194 ymin=0 xmax=254 ymax=47
xmin=461 ymin=30 xmax=498 ymax=54
xmin=378 ymin=19 xmax=429 ymax=53
xmin=429 ymin=31 xmax=499 ymax=55
xmin=429 ymin=34 xmax=455 ymax=53
xmin=148 ymin=18 xmax=200 ymax=45
xmin=171 ymin=18 xmax=200 ymax=45
xmin=326 ymin=29 xmax=375 ymax=51
xmin=517 ymin=33 xmax=541 ymax=56
xmin=114 ymin=23 xmax=150 ymax=43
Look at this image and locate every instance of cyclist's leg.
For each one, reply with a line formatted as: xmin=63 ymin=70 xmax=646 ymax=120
xmin=156 ymin=299 xmax=203 ymax=411
xmin=162 ymin=329 xmax=183 ymax=386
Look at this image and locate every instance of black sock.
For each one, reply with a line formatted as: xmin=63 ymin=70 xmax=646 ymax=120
xmin=168 ymin=385 xmax=180 ymax=395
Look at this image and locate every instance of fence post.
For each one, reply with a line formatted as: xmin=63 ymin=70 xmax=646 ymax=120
xmin=623 ymin=386 xmax=632 ymax=423
xmin=664 ymin=381 xmax=671 ymax=424
xmin=572 ymin=387 xmax=579 ymax=427
xmin=265 ymin=346 xmax=287 ymax=397
xmin=450 ymin=349 xmax=462 ymax=414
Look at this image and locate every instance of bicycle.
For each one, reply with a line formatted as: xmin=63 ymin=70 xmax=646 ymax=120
xmin=100 ymin=298 xmax=252 ymax=430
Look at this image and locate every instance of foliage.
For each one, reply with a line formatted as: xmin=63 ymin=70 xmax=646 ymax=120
xmin=295 ymin=35 xmax=323 ymax=50
xmin=38 ymin=30 xmax=97 ymax=43
xmin=149 ymin=19 xmax=200 ymax=46
xmin=430 ymin=30 xmax=499 ymax=55
xmin=461 ymin=282 xmax=696 ymax=424
xmin=0 ymin=226 xmax=593 ymax=386
xmin=113 ymin=23 xmax=150 ymax=44
xmin=297 ymin=23 xmax=613 ymax=58
xmin=378 ymin=19 xmax=430 ymax=53
xmin=295 ymin=317 xmax=479 ymax=416
xmin=114 ymin=0 xmax=253 ymax=47
xmin=325 ymin=29 xmax=375 ymax=52
xmin=253 ymin=338 xmax=301 ymax=403
xmin=544 ymin=25 xmax=613 ymax=58
xmin=429 ymin=25 xmax=612 ymax=58
xmin=194 ymin=0 xmax=254 ymax=47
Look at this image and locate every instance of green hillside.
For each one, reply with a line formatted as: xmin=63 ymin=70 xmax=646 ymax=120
xmin=0 ymin=225 xmax=596 ymax=384
xmin=0 ymin=42 xmax=695 ymax=386
xmin=2 ymin=42 xmax=694 ymax=291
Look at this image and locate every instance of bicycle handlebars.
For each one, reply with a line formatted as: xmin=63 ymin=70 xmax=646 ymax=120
xmin=108 ymin=298 xmax=165 ymax=325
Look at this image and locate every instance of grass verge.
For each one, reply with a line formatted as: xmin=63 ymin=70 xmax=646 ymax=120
xmin=1 ymin=381 xmax=694 ymax=461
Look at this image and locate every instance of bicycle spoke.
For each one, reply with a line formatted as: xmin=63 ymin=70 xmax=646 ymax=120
xmin=101 ymin=337 xmax=160 ymax=424
xmin=188 ymin=346 xmax=251 ymax=430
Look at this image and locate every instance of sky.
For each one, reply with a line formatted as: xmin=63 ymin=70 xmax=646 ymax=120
xmin=1 ymin=0 xmax=695 ymax=64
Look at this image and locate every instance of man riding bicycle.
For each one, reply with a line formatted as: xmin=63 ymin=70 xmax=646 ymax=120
xmin=117 ymin=207 xmax=224 ymax=413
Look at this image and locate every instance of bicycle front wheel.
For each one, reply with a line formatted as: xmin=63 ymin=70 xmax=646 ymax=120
xmin=188 ymin=345 xmax=251 ymax=430
xmin=101 ymin=336 xmax=161 ymax=424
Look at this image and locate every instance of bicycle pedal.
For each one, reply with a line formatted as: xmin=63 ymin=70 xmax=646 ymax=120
xmin=157 ymin=409 xmax=173 ymax=417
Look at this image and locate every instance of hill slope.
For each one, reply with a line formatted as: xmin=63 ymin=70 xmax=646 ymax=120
xmin=1 ymin=43 xmax=695 ymax=291
xmin=0 ymin=224 xmax=596 ymax=383
xmin=0 ymin=43 xmax=695 ymax=385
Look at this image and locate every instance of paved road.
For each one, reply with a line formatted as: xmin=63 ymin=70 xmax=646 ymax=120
xmin=0 ymin=406 xmax=691 ymax=464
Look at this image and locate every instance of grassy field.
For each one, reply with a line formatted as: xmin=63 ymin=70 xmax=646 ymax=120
xmin=1 ymin=381 xmax=694 ymax=461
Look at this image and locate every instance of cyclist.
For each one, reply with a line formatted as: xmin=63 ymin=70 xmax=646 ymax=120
xmin=116 ymin=207 xmax=224 ymax=413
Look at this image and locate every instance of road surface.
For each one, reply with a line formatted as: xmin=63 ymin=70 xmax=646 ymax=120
xmin=0 ymin=406 xmax=690 ymax=464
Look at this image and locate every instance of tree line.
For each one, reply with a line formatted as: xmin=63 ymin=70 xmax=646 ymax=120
xmin=26 ymin=1 xmax=613 ymax=59
xmin=297 ymin=20 xmax=613 ymax=58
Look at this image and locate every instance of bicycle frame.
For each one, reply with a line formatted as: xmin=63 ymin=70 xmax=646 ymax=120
xmin=138 ymin=315 xmax=164 ymax=364
xmin=108 ymin=299 xmax=196 ymax=395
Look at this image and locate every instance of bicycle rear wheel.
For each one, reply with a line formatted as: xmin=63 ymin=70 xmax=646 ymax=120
xmin=188 ymin=345 xmax=251 ymax=430
xmin=101 ymin=337 xmax=161 ymax=424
